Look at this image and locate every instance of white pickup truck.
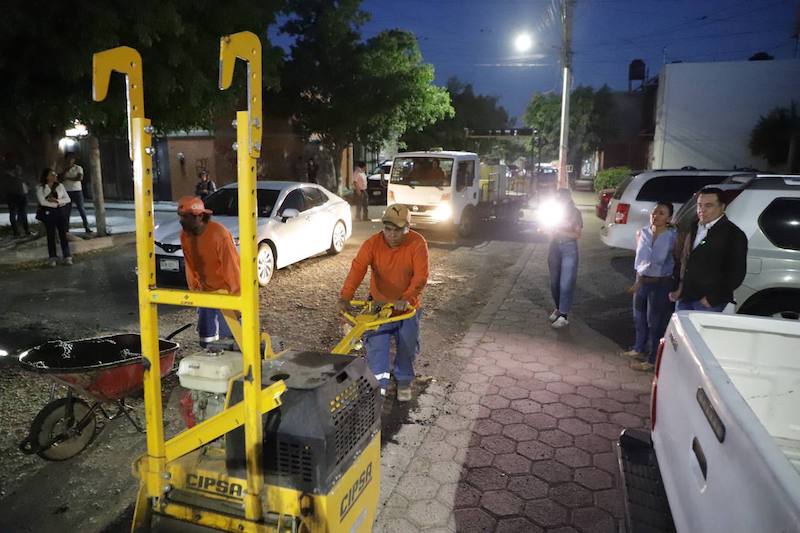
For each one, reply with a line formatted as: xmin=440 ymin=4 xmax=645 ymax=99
xmin=618 ymin=311 xmax=800 ymax=532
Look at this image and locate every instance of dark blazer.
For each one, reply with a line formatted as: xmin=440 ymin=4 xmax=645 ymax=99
xmin=681 ymin=215 xmax=748 ymax=307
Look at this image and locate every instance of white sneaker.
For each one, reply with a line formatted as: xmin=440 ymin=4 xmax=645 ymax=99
xmin=548 ymin=309 xmax=560 ymax=322
xmin=64 ymin=256 xmax=73 ymax=266
xmin=48 ymin=258 xmax=57 ymax=268
xmin=551 ymin=316 xmax=569 ymax=329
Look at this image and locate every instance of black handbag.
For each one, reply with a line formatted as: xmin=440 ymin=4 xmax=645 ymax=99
xmin=35 ymin=206 xmax=46 ymax=221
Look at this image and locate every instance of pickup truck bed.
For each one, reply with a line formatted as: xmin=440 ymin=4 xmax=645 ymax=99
xmin=618 ymin=312 xmax=800 ymax=533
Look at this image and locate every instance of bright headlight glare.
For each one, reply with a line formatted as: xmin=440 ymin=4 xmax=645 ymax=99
xmin=431 ymin=203 xmax=453 ymax=221
xmin=537 ymin=199 xmax=565 ymax=228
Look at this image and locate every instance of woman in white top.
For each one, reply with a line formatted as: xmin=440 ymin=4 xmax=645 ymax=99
xmin=622 ymin=201 xmax=678 ymax=371
xmin=36 ymin=168 xmax=72 ymax=266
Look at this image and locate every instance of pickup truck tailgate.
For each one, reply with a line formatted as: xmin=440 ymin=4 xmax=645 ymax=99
xmin=652 ymin=312 xmax=800 ymax=532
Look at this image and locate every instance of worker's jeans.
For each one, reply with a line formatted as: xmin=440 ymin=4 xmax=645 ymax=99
xmin=548 ymin=239 xmax=578 ymax=315
xmin=633 ymin=280 xmax=673 ymax=363
xmin=356 ymin=191 xmax=369 ymax=221
xmin=197 ymin=308 xmax=233 ymax=345
xmin=363 ymin=311 xmax=421 ymax=390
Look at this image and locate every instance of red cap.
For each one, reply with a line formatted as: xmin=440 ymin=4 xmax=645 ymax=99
xmin=177 ymin=196 xmax=212 ymax=215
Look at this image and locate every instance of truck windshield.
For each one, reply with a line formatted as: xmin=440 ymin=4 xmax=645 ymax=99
xmin=391 ymin=157 xmax=453 ymax=188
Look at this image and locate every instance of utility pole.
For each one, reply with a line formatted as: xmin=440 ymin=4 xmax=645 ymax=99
xmin=557 ymin=0 xmax=574 ymax=189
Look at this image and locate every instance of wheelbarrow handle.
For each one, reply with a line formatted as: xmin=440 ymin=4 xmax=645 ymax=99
xmin=165 ymin=322 xmax=194 ymax=340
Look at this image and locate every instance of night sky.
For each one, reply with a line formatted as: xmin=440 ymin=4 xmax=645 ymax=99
xmin=359 ymin=0 xmax=800 ymax=122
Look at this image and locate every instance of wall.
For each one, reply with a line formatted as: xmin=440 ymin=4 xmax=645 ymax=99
xmin=651 ymin=59 xmax=800 ymax=171
xmin=166 ymin=136 xmax=217 ymax=200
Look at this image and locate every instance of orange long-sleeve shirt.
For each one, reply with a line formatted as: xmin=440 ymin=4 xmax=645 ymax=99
xmin=340 ymin=230 xmax=429 ymax=308
xmin=181 ymin=220 xmax=241 ymax=295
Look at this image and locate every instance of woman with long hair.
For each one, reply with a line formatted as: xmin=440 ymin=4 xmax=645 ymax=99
xmin=622 ymin=201 xmax=678 ymax=371
xmin=36 ymin=168 xmax=72 ymax=267
xmin=545 ymin=188 xmax=583 ymax=329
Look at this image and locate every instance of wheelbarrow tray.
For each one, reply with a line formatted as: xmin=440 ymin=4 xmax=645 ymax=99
xmin=18 ymin=333 xmax=178 ymax=402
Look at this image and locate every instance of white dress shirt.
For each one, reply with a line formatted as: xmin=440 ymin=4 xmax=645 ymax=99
xmin=693 ymin=215 xmax=723 ymax=249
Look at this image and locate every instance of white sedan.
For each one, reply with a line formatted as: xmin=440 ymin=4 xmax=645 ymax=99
xmin=154 ymin=181 xmax=352 ymax=286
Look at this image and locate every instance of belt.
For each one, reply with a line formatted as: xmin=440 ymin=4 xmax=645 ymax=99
xmin=640 ymin=275 xmax=672 ymax=284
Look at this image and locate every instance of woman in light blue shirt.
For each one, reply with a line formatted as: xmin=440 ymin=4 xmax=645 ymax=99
xmin=623 ymin=201 xmax=677 ymax=371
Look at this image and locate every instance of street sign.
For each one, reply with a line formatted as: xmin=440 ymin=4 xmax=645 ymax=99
xmin=465 ymin=128 xmax=534 ymax=138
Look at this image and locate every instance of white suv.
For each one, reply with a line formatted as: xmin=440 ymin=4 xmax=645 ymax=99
xmin=673 ymin=175 xmax=800 ymax=319
xmin=600 ymin=169 xmax=750 ymax=250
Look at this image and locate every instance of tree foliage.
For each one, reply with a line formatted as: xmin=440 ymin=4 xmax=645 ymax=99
xmin=0 ymin=0 xmax=285 ymax=165
xmin=277 ymin=0 xmax=453 ymax=189
xmin=523 ymin=85 xmax=617 ymax=167
xmin=594 ymin=166 xmax=631 ymax=191
xmin=749 ymin=102 xmax=799 ymax=167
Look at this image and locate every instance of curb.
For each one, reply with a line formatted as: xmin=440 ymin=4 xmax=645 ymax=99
xmin=0 ymin=232 xmax=135 ymax=266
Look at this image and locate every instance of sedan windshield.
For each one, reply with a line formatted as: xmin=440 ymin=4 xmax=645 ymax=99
xmin=391 ymin=157 xmax=453 ymax=187
xmin=203 ymin=188 xmax=281 ymax=217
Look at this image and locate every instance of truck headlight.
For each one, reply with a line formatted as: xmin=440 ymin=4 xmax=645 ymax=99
xmin=431 ymin=203 xmax=453 ymax=221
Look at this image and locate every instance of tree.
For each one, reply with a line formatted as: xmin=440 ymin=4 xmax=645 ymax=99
xmin=749 ymin=102 xmax=800 ymax=169
xmin=523 ymin=85 xmax=617 ymax=169
xmin=0 ymin=1 xmax=285 ymax=169
xmin=399 ymin=78 xmax=528 ymax=162
xmin=277 ymin=0 xmax=452 ymax=191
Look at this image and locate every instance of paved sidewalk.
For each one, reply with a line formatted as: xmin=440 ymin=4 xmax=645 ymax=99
xmin=375 ymin=242 xmax=650 ymax=532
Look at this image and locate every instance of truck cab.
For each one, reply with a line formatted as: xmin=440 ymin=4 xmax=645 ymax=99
xmin=388 ymin=150 xmax=521 ymax=236
xmin=387 ymin=151 xmax=479 ymax=234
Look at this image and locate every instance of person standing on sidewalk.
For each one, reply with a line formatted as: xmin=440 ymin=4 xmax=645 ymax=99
xmin=59 ymin=153 xmax=92 ymax=234
xmin=194 ymin=170 xmax=217 ymax=200
xmin=2 ymin=152 xmax=33 ymax=237
xmin=353 ymin=161 xmax=369 ymax=221
xmin=670 ymin=188 xmax=747 ymax=312
xmin=306 ymin=157 xmax=319 ymax=184
xmin=36 ymin=168 xmax=72 ymax=267
xmin=338 ymin=204 xmax=429 ymax=402
xmin=622 ymin=201 xmax=678 ymax=372
xmin=545 ymin=188 xmax=583 ymax=329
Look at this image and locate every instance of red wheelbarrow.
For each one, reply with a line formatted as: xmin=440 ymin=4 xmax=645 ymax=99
xmin=17 ymin=326 xmax=188 ymax=461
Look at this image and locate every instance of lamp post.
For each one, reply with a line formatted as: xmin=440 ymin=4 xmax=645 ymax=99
xmin=515 ymin=0 xmax=573 ymax=189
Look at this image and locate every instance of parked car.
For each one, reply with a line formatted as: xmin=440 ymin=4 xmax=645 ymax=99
xmin=600 ymin=169 xmax=752 ymax=250
xmin=154 ymin=182 xmax=352 ymax=287
xmin=366 ymin=159 xmax=392 ymax=205
xmin=673 ymin=174 xmax=800 ymax=319
xmin=595 ymin=188 xmax=615 ymax=220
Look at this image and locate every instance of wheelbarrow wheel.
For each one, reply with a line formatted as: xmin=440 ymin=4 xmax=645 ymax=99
xmin=29 ymin=397 xmax=97 ymax=461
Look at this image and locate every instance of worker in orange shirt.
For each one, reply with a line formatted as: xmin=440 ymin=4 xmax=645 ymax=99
xmin=338 ymin=204 xmax=429 ymax=402
xmin=177 ymin=196 xmax=241 ymax=347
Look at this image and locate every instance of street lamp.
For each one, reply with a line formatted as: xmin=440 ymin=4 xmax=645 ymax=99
xmin=514 ymin=2 xmax=573 ymax=189
xmin=514 ymin=33 xmax=533 ymax=53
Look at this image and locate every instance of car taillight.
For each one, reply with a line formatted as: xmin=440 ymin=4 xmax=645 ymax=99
xmin=650 ymin=337 xmax=667 ymax=430
xmin=388 ymin=190 xmax=395 ymax=202
xmin=441 ymin=192 xmax=451 ymax=201
xmin=614 ymin=203 xmax=630 ymax=224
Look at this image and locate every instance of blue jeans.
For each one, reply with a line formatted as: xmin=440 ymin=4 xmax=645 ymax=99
xmin=633 ymin=281 xmax=673 ymax=363
xmin=197 ymin=308 xmax=233 ymax=345
xmin=67 ymin=190 xmax=91 ymax=231
xmin=548 ymin=240 xmax=578 ymax=315
xmin=363 ymin=311 xmax=421 ymax=389
xmin=676 ymin=299 xmax=726 ymax=313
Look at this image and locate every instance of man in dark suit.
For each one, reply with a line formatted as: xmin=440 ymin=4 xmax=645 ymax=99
xmin=670 ymin=187 xmax=747 ymax=312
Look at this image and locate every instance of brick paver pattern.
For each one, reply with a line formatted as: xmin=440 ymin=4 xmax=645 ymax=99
xmin=375 ymin=245 xmax=652 ymax=532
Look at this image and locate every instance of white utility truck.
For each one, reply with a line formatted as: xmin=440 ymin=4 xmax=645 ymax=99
xmin=618 ymin=311 xmax=800 ymax=532
xmin=387 ymin=150 xmax=526 ymax=236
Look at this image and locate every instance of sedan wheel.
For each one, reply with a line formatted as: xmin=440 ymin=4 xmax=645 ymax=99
xmin=329 ymin=221 xmax=347 ymax=254
xmin=257 ymin=242 xmax=275 ymax=286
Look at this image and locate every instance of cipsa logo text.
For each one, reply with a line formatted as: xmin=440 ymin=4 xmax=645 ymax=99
xmin=339 ymin=462 xmax=373 ymax=520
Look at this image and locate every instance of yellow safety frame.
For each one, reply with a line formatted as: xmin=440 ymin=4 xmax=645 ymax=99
xmin=92 ymin=32 xmax=283 ymax=529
